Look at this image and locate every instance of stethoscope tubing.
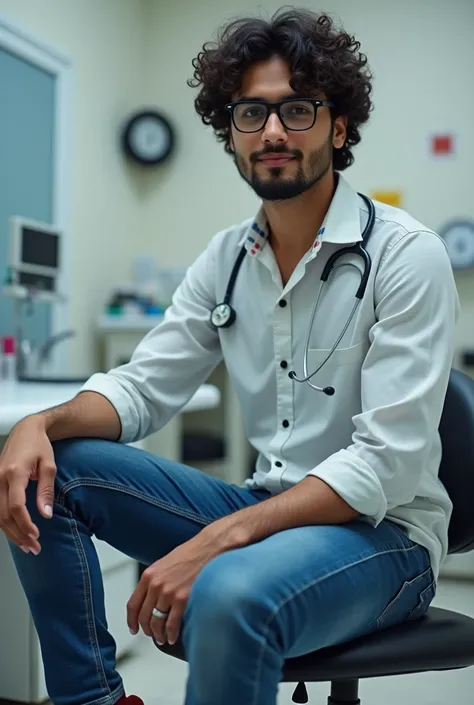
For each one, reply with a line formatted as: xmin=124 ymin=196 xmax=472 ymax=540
xmin=210 ymin=193 xmax=376 ymax=394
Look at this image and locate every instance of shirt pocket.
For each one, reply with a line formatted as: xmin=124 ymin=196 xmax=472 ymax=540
xmin=306 ymin=341 xmax=367 ymax=369
xmin=302 ymin=342 xmax=367 ymax=414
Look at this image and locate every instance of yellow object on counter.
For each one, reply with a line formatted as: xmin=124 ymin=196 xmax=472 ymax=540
xmin=371 ymin=190 xmax=403 ymax=208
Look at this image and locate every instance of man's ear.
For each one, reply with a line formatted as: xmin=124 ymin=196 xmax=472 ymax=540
xmin=332 ymin=115 xmax=348 ymax=150
xmin=229 ymin=133 xmax=235 ymax=153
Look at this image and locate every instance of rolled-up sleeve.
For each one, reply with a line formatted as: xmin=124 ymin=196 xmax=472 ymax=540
xmin=79 ymin=233 xmax=224 ymax=444
xmin=306 ymin=230 xmax=460 ymax=524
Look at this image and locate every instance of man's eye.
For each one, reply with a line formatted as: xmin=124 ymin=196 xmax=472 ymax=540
xmin=243 ymin=107 xmax=264 ymax=118
xmin=289 ymin=105 xmax=311 ymax=115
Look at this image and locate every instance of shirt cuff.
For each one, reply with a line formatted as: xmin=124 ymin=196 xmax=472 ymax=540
xmin=306 ymin=448 xmax=388 ymax=526
xmin=79 ymin=373 xmax=141 ymax=444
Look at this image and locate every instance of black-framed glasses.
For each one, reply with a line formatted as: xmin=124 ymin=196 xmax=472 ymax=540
xmin=225 ymin=98 xmax=335 ymax=133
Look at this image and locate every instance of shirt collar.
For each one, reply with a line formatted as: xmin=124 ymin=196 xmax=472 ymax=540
xmin=238 ymin=210 xmax=270 ymax=257
xmin=238 ymin=173 xmax=364 ymax=261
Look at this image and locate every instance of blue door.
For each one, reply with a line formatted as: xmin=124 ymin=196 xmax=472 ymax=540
xmin=0 ymin=47 xmax=55 ymax=347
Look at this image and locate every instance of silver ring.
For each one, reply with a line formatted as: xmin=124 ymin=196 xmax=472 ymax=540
xmin=152 ymin=607 xmax=170 ymax=620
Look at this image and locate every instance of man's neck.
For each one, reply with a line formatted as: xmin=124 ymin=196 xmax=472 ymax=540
xmin=263 ymin=170 xmax=336 ymax=262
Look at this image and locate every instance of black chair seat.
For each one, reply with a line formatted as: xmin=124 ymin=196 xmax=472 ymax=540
xmin=281 ymin=607 xmax=474 ymax=682
xmin=157 ymin=608 xmax=474 ymax=682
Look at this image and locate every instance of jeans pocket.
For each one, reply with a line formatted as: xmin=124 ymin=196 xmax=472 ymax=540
xmin=409 ymin=578 xmax=436 ymax=621
xmin=376 ymin=566 xmax=435 ymax=629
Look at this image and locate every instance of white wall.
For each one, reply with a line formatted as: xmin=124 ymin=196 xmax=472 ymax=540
xmin=0 ymin=0 xmax=150 ymax=373
xmin=143 ymin=0 xmax=474 ymax=367
xmin=0 ymin=0 xmax=472 ymax=373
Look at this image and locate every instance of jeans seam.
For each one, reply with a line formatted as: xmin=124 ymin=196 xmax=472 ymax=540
xmin=61 ymin=502 xmax=113 ymax=699
xmin=250 ymin=542 xmax=422 ymax=705
xmin=57 ymin=478 xmax=213 ymax=527
xmin=82 ymin=681 xmax=125 ymax=705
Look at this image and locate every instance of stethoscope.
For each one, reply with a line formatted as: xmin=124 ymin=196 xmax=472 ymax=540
xmin=210 ymin=193 xmax=375 ymax=396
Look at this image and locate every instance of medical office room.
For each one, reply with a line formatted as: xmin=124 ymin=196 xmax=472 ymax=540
xmin=1 ymin=0 xmax=474 ymax=704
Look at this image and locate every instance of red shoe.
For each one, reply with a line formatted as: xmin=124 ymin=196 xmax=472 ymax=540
xmin=115 ymin=696 xmax=144 ymax=705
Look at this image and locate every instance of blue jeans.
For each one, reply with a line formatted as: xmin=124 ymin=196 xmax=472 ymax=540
xmin=9 ymin=438 xmax=436 ymax=705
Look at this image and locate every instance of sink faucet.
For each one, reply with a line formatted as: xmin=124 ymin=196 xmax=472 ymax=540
xmin=17 ymin=330 xmax=76 ymax=377
xmin=36 ymin=330 xmax=76 ymax=367
xmin=12 ymin=292 xmax=76 ymax=378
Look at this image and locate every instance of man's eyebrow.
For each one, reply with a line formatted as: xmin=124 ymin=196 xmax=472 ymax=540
xmin=235 ymin=94 xmax=302 ymax=102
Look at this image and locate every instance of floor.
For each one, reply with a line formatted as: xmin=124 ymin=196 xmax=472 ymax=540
xmin=116 ymin=577 xmax=474 ymax=705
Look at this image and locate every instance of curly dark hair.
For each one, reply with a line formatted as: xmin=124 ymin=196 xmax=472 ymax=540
xmin=188 ymin=7 xmax=374 ymax=170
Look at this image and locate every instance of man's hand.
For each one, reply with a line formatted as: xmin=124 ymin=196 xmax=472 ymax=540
xmin=126 ymin=476 xmax=358 ymax=646
xmin=126 ymin=529 xmax=229 ymax=646
xmin=0 ymin=416 xmax=56 ymax=554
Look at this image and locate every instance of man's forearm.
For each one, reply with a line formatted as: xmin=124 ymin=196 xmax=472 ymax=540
xmin=204 ymin=476 xmax=360 ymax=551
xmin=32 ymin=391 xmax=122 ymax=442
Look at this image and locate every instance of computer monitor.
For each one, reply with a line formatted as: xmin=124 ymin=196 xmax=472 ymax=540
xmin=7 ymin=217 xmax=62 ymax=298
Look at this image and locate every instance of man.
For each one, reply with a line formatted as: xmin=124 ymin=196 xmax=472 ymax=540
xmin=0 ymin=8 xmax=459 ymax=705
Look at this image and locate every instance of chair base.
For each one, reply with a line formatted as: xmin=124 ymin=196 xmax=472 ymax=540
xmin=327 ymin=679 xmax=360 ymax=704
xmin=292 ymin=679 xmax=360 ymax=705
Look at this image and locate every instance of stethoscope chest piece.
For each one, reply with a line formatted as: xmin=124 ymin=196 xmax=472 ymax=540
xmin=211 ymin=302 xmax=236 ymax=329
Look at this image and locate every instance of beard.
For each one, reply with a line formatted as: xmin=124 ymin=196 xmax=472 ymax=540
xmin=234 ymin=136 xmax=333 ymax=202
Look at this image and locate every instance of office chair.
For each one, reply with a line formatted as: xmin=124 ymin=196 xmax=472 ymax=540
xmin=155 ymin=368 xmax=474 ymax=704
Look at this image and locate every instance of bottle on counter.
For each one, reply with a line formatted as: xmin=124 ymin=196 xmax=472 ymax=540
xmin=1 ymin=335 xmax=17 ymax=382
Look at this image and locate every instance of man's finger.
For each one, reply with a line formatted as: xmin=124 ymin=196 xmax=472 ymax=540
xmin=0 ymin=490 xmax=22 ymax=545
xmin=36 ymin=460 xmax=56 ymax=519
xmin=7 ymin=477 xmax=40 ymax=547
xmin=165 ymin=595 xmax=186 ymax=646
xmin=139 ymin=590 xmax=161 ymax=638
xmin=150 ymin=603 xmax=172 ymax=645
xmin=1 ymin=519 xmax=30 ymax=550
xmin=126 ymin=579 xmax=147 ymax=635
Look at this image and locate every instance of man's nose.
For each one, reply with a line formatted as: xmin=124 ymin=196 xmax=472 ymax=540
xmin=261 ymin=111 xmax=288 ymax=143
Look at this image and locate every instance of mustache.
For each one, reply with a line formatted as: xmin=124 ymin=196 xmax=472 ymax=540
xmin=250 ymin=147 xmax=303 ymax=164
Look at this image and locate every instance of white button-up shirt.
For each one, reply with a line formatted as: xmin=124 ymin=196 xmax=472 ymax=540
xmin=81 ymin=173 xmax=460 ymax=579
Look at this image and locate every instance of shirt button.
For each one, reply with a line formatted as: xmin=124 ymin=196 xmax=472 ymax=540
xmin=282 ymin=420 xmax=289 ymax=428
xmin=280 ymin=360 xmax=288 ymax=369
xmin=279 ymin=299 xmax=287 ymax=308
xmin=275 ymin=461 xmax=283 ymax=468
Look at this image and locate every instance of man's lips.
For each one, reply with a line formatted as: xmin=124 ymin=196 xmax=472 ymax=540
xmin=257 ymin=154 xmax=295 ymax=166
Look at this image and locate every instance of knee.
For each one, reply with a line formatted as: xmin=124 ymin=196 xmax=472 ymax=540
xmin=51 ymin=437 xmax=121 ymax=482
xmin=23 ymin=439 xmax=96 ymax=511
xmin=52 ymin=437 xmax=105 ymax=467
xmin=186 ymin=552 xmax=268 ymax=629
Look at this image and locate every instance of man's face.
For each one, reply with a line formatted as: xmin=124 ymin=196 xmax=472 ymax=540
xmin=229 ymin=56 xmax=346 ymax=201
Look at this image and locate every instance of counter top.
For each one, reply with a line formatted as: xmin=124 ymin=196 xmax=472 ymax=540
xmin=97 ymin=313 xmax=163 ymax=333
xmin=0 ymin=380 xmax=220 ymax=436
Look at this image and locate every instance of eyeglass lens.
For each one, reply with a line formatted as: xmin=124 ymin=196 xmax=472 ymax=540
xmin=233 ymin=101 xmax=316 ymax=132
